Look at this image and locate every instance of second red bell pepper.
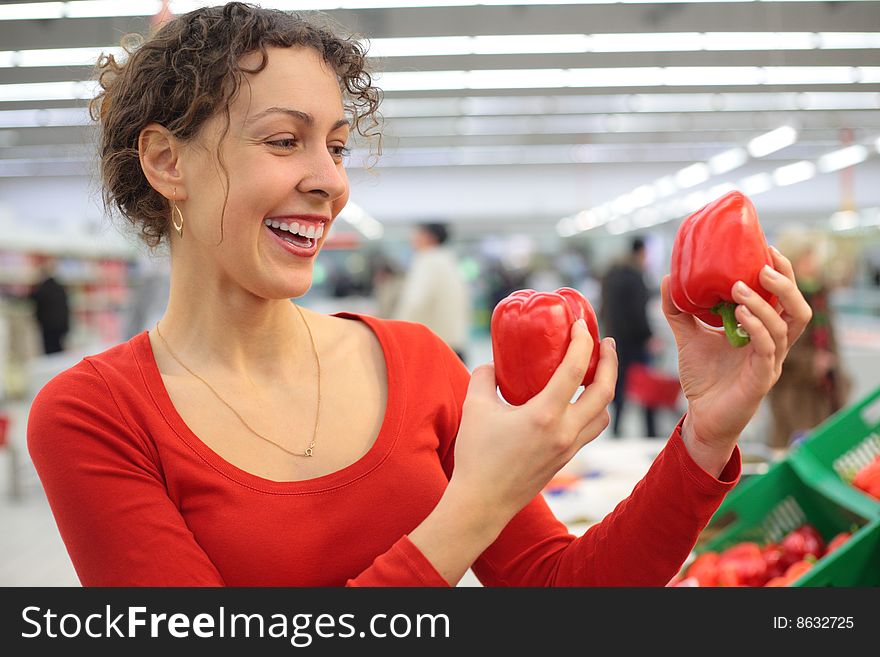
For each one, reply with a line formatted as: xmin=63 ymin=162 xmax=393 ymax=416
xmin=670 ymin=190 xmax=778 ymax=347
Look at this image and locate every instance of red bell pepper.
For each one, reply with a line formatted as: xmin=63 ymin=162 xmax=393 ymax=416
xmin=763 ymin=559 xmax=816 ymax=587
xmin=717 ymin=542 xmax=768 ymax=587
xmin=685 ymin=552 xmax=721 ymax=587
xmin=825 ymin=531 xmax=851 ymax=554
xmin=780 ymin=524 xmax=825 ymax=566
xmin=764 ymin=576 xmax=789 ymax=587
xmin=781 ymin=559 xmax=814 ymax=585
xmin=852 ymin=455 xmax=880 ymax=500
xmin=491 ymin=287 xmax=600 ymax=406
xmin=670 ymin=191 xmax=778 ymax=347
xmin=761 ymin=543 xmax=787 ymax=580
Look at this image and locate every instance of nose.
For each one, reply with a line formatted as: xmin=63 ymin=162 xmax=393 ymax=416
xmin=297 ymin=146 xmax=348 ymax=203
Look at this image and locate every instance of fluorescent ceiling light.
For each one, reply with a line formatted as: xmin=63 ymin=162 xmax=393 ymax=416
xmin=574 ymin=210 xmax=599 ymax=231
xmin=3 ymin=1 xmax=879 ymax=21
xmin=675 ymin=163 xmax=710 ymax=189
xmin=747 ymin=125 xmax=797 ymax=158
xmin=819 ymin=33 xmax=880 ymax=49
xmin=612 ymin=195 xmax=636 ymax=215
xmin=65 ymin=1 xmax=159 ymax=18
xmin=739 ymin=172 xmax=774 ymax=195
xmin=606 ymin=216 xmax=633 ymax=236
xmin=0 ymin=107 xmax=91 ymax=128
xmin=0 ymin=81 xmax=99 ymax=102
xmin=629 ymin=185 xmax=656 ymax=208
xmin=0 ymin=47 xmax=124 ymax=68
xmin=763 ymin=66 xmax=858 ymax=85
xmin=2 ymin=67 xmax=875 ymax=99
xmin=798 ymin=92 xmax=880 ymax=111
xmin=7 ymin=32 xmax=878 ymax=64
xmin=708 ymin=147 xmax=748 ymax=175
xmin=0 ymin=2 xmax=65 ymax=20
xmin=337 ymin=202 xmax=383 ymax=239
xmin=590 ymin=33 xmax=704 ymax=52
xmin=379 ymin=67 xmax=877 ymax=92
xmin=830 ymin=210 xmax=860 ymax=231
xmin=707 ymin=32 xmax=814 ymax=51
xmin=772 ymin=160 xmax=816 ymax=186
xmin=817 ymin=144 xmax=869 ymax=172
xmin=654 ymin=176 xmax=678 ymax=198
xmin=557 ymin=217 xmax=576 ymax=238
xmin=860 ymin=69 xmax=880 ymax=84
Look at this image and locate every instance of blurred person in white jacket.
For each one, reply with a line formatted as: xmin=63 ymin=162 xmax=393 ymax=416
xmin=394 ymin=223 xmax=471 ymax=363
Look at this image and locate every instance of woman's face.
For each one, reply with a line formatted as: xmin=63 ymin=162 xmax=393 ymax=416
xmin=178 ymin=46 xmax=351 ymax=300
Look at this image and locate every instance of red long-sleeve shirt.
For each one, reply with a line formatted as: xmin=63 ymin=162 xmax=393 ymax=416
xmin=27 ymin=312 xmax=740 ymax=586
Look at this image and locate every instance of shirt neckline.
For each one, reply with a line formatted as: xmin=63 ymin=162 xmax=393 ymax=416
xmin=132 ymin=311 xmax=405 ymax=495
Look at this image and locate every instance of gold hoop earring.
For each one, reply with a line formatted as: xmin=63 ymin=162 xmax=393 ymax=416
xmin=171 ymin=190 xmax=184 ymax=239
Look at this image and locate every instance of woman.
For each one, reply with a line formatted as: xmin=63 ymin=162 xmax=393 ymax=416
xmin=768 ymin=235 xmax=851 ymax=451
xmin=27 ymin=3 xmax=811 ymax=587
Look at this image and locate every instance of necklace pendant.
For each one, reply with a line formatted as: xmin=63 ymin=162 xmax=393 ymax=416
xmin=305 ymin=447 xmax=314 ymax=457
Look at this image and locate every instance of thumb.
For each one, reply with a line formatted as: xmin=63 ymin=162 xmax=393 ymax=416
xmin=466 ymin=362 xmax=499 ymax=400
xmin=660 ymin=275 xmax=695 ymax=342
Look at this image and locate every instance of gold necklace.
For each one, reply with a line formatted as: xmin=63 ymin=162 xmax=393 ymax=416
xmin=154 ymin=305 xmax=320 ymax=458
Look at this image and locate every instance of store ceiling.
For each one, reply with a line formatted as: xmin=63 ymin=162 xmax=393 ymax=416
xmin=1 ymin=0 xmax=879 ymax=238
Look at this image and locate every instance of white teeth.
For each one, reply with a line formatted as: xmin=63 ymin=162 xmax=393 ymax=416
xmin=264 ymin=219 xmax=326 ymax=240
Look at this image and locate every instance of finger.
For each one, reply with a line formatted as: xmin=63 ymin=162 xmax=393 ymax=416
xmin=763 ymin=247 xmax=813 ymax=344
xmin=660 ymin=275 xmax=695 ymax=344
xmin=570 ymin=337 xmax=618 ymax=425
xmin=731 ymin=280 xmax=788 ymax=356
xmin=533 ymin=319 xmax=594 ymax=411
xmin=563 ymin=409 xmax=611 ymax=462
xmin=735 ymin=303 xmax=776 ymax=362
xmin=465 ymin=362 xmax=502 ymax=405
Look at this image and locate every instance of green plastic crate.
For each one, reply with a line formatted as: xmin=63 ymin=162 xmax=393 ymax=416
xmin=795 ymin=517 xmax=880 ymax=587
xmin=790 ymin=385 xmax=880 ymax=520
xmin=699 ymin=460 xmax=869 ymax=554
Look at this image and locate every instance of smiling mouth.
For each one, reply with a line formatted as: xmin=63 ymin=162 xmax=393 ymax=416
xmin=263 ymin=218 xmax=325 ymax=248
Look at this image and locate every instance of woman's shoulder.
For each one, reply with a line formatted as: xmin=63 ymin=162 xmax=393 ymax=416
xmin=30 ymin=334 xmax=148 ymax=410
xmin=329 ymin=310 xmax=449 ymax=352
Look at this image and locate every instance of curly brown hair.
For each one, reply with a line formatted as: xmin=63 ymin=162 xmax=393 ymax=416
xmin=90 ymin=2 xmax=382 ymax=249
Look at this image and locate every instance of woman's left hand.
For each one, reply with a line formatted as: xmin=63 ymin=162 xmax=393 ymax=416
xmin=661 ymin=247 xmax=813 ymax=470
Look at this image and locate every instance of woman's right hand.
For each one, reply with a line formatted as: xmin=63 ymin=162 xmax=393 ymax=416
xmin=448 ymin=320 xmax=618 ymax=526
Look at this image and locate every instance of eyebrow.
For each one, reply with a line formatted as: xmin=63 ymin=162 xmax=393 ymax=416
xmin=245 ymin=106 xmax=349 ymax=131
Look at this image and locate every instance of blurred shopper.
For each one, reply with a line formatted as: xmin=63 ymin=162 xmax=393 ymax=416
xmin=29 ymin=256 xmax=70 ymax=355
xmin=27 ymin=4 xmax=813 ymax=588
xmin=393 ymin=222 xmax=471 ymax=363
xmin=768 ymin=235 xmax=851 ymax=451
xmin=371 ymin=255 xmax=404 ymax=319
xmin=600 ymin=237 xmax=656 ymax=437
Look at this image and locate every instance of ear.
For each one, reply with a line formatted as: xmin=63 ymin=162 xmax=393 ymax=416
xmin=138 ymin=123 xmax=187 ymax=201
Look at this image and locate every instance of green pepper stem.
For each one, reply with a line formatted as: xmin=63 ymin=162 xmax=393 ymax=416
xmin=711 ymin=302 xmax=750 ymax=348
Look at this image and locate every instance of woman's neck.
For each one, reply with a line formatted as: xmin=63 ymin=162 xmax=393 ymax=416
xmin=156 ymin=274 xmax=315 ymax=387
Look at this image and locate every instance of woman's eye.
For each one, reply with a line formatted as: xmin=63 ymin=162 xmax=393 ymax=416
xmin=330 ymin=145 xmax=351 ymax=159
xmin=267 ymin=137 xmax=297 ymax=149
